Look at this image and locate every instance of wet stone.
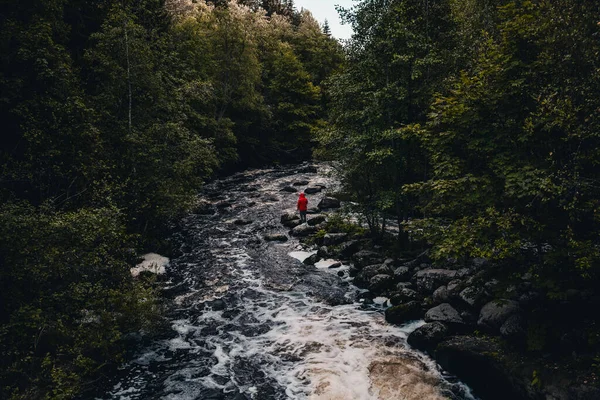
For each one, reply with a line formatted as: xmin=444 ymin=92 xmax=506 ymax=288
xmin=307 ymin=215 xmax=326 ymax=226
xmin=281 ymin=186 xmax=298 ymax=193
xmin=264 ymin=233 xmax=288 ymax=242
xmin=317 ymin=197 xmax=341 ymax=209
xmin=293 ymin=180 xmax=310 ymax=186
xmin=304 ymin=187 xmax=322 ymax=194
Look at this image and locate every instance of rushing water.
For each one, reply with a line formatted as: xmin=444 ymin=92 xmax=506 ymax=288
xmin=98 ymin=164 xmax=477 ymax=400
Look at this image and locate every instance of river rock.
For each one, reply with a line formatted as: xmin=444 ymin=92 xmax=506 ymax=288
xmin=328 ymin=262 xmax=342 ymax=269
xmin=192 ymin=199 xmax=214 ymax=215
xmin=393 ymin=266 xmax=412 ymax=281
xmin=306 ymin=207 xmax=320 ymax=214
xmin=303 ymin=253 xmax=321 ymax=265
xmin=233 ymin=218 xmax=253 ymax=226
xmin=369 ymin=274 xmax=394 ymax=293
xmin=307 ymin=215 xmax=327 ymax=226
xmin=264 ymin=233 xmax=288 ymax=242
xmin=424 ymin=303 xmax=464 ymax=325
xmin=216 ymin=200 xmax=232 ymax=209
xmin=322 ymin=233 xmax=348 ymax=246
xmin=390 ymin=288 xmax=420 ymax=305
xmin=459 ymin=286 xmax=488 ymax=308
xmin=337 ymin=240 xmax=361 ymax=258
xmin=355 ymin=264 xmax=393 ymax=286
xmin=407 ymin=322 xmax=449 ymax=352
xmin=478 ymin=300 xmax=520 ymax=332
xmin=304 ymin=187 xmax=322 ymax=194
xmin=435 ymin=336 xmax=532 ymax=400
xmin=317 ymin=197 xmax=341 ymax=209
xmin=499 ymin=314 xmax=526 ymax=341
xmin=352 ymin=250 xmax=384 ymax=269
xmin=415 ymin=269 xmax=457 ymax=293
xmin=290 ymin=223 xmax=318 ymax=237
xmin=384 ymin=301 xmax=423 ymax=324
xmin=281 ymin=186 xmax=298 ymax=193
xmin=317 ymin=246 xmax=330 ymax=258
xmin=447 ymin=279 xmax=465 ymax=296
xmin=293 ymin=180 xmax=310 ymax=186
xmin=432 ymin=285 xmax=451 ymax=304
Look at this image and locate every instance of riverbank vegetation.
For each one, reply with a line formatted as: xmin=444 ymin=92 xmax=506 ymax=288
xmin=0 ymin=0 xmax=342 ymax=398
xmin=316 ymin=0 xmax=600 ymax=388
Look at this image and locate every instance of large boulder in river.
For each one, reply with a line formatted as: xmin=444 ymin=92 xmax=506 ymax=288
xmin=281 ymin=212 xmax=300 ymax=228
xmin=425 ymin=303 xmax=465 ymax=325
xmin=407 ymin=322 xmax=449 ymax=352
xmin=369 ymin=274 xmax=394 ymax=293
xmin=304 ymin=187 xmax=322 ymax=194
xmin=352 ymin=250 xmax=384 ymax=269
xmin=293 ymin=180 xmax=309 ymax=186
xmin=477 ymin=300 xmax=520 ymax=332
xmin=307 ymin=215 xmax=327 ymax=226
xmin=323 ymin=233 xmax=348 ymax=246
xmin=390 ymin=288 xmax=420 ymax=305
xmin=317 ymin=197 xmax=341 ymax=209
xmin=432 ymin=285 xmax=451 ymax=304
xmin=290 ymin=223 xmax=318 ymax=237
xmin=354 ymin=264 xmax=393 ymax=286
xmin=384 ymin=301 xmax=423 ymax=324
xmin=337 ymin=240 xmax=361 ymax=258
xmin=264 ymin=233 xmax=287 ymax=242
xmin=415 ymin=269 xmax=457 ymax=293
xmin=459 ymin=286 xmax=488 ymax=309
xmin=393 ymin=266 xmax=412 ymax=282
xmin=281 ymin=186 xmax=298 ymax=193
xmin=303 ymin=253 xmax=321 ymax=266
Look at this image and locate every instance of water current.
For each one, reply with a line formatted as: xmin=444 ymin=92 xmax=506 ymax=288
xmin=98 ymin=164 xmax=478 ymax=400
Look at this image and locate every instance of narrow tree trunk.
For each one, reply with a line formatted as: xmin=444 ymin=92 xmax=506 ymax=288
xmin=124 ymin=21 xmax=132 ymax=134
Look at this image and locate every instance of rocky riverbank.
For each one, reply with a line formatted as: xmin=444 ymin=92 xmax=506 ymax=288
xmin=280 ymin=185 xmax=600 ymax=400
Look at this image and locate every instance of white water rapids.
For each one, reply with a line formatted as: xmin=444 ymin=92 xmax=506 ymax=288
xmin=98 ymin=164 xmax=477 ymax=400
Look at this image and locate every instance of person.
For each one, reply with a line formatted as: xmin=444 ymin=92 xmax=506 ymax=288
xmin=297 ymin=192 xmax=308 ymax=223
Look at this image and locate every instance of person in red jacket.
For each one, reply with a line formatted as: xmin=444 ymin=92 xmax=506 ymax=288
xmin=297 ymin=192 xmax=308 ymax=223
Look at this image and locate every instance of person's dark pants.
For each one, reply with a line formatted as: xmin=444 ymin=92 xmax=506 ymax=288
xmin=299 ymin=211 xmax=307 ymax=223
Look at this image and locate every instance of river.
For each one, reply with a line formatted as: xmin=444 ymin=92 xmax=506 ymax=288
xmin=99 ymin=164 xmax=477 ymax=400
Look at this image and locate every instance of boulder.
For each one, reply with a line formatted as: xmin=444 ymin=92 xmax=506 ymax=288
xmin=459 ymin=286 xmax=488 ymax=309
xmin=293 ymin=180 xmax=310 ymax=186
xmin=304 ymin=187 xmax=322 ymax=194
xmin=369 ymin=274 xmax=394 ymax=293
xmin=317 ymin=246 xmax=330 ymax=258
xmin=307 ymin=215 xmax=327 ymax=226
xmin=352 ymin=250 xmax=384 ymax=269
xmin=393 ymin=266 xmax=411 ymax=281
xmin=322 ymin=233 xmax=348 ymax=246
xmin=415 ymin=269 xmax=457 ymax=293
xmin=328 ymin=262 xmax=342 ymax=269
xmin=264 ymin=234 xmax=287 ymax=242
xmin=384 ymin=301 xmax=423 ymax=324
xmin=432 ymin=285 xmax=451 ymax=304
xmin=424 ymin=303 xmax=464 ymax=325
xmin=446 ymin=279 xmax=465 ymax=296
xmin=407 ymin=322 xmax=449 ymax=352
xmin=499 ymin=314 xmax=526 ymax=341
xmin=317 ymin=197 xmax=341 ymax=209
xmin=233 ymin=218 xmax=252 ymax=226
xmin=192 ymin=199 xmax=213 ymax=215
xmin=435 ymin=336 xmax=532 ymax=400
xmin=290 ymin=223 xmax=318 ymax=237
xmin=306 ymin=207 xmax=320 ymax=214
xmin=337 ymin=240 xmax=361 ymax=258
xmin=390 ymin=288 xmax=420 ymax=305
xmin=478 ymin=300 xmax=520 ymax=332
xmin=354 ymin=264 xmax=394 ymax=286
xmin=282 ymin=186 xmax=298 ymax=193
xmin=216 ymin=200 xmax=232 ymax=209
xmin=303 ymin=253 xmax=321 ymax=266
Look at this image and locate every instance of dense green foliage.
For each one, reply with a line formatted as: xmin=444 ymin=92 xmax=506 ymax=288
xmin=0 ymin=0 xmax=342 ymax=397
xmin=319 ymin=0 xmax=600 ymax=364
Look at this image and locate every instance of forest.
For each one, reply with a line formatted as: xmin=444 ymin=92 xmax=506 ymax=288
xmin=0 ymin=0 xmax=342 ymax=398
xmin=2 ymin=0 xmax=600 ymax=398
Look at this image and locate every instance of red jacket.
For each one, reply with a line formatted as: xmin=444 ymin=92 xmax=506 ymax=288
xmin=297 ymin=193 xmax=308 ymax=211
